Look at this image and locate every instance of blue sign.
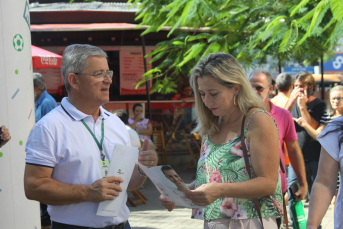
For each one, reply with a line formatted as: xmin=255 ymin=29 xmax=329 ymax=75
xmin=284 ymin=67 xmax=314 ymax=75
xmin=324 ymin=54 xmax=343 ymax=72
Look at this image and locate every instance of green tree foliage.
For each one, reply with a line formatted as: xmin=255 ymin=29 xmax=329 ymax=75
xmin=129 ymin=0 xmax=343 ymax=93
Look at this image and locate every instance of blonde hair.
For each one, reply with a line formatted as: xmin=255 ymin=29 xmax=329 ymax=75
xmin=189 ymin=53 xmax=264 ymax=137
xmin=328 ymin=85 xmax=343 ymax=115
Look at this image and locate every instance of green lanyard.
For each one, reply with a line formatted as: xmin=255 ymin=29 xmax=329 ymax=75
xmin=81 ymin=118 xmax=105 ymax=161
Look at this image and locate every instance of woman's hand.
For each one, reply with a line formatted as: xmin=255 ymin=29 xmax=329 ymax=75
xmin=159 ymin=195 xmax=175 ymax=211
xmin=184 ymin=183 xmax=220 ymax=206
xmin=295 ymin=117 xmax=308 ymax=128
xmin=134 ymin=114 xmax=142 ymax=122
xmin=0 ymin=126 xmax=11 ymax=148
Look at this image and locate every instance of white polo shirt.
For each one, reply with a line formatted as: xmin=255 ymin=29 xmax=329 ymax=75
xmin=25 ymin=97 xmax=131 ymax=228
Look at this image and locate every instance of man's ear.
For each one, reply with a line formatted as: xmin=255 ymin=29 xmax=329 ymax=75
xmin=68 ymin=73 xmax=80 ymax=90
xmin=268 ymin=85 xmax=273 ymax=95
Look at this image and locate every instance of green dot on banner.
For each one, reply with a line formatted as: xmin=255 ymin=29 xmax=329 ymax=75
xmin=19 ymin=141 xmax=23 ymax=146
xmin=15 ymin=69 xmax=19 ymax=74
xmin=0 ymin=152 xmax=3 ymax=157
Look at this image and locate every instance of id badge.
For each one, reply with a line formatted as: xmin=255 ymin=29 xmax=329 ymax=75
xmin=99 ymin=159 xmax=110 ymax=178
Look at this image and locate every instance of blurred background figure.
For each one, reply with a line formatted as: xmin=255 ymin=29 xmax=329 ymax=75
xmin=271 ymin=73 xmax=293 ymax=108
xmin=128 ymin=103 xmax=153 ymax=143
xmin=296 ymin=85 xmax=343 ymax=216
xmin=33 ymin=72 xmax=58 ymax=229
xmin=33 ymin=72 xmax=58 ymax=123
xmin=114 ymin=109 xmax=141 ymax=148
xmin=307 ymin=115 xmax=343 ymax=229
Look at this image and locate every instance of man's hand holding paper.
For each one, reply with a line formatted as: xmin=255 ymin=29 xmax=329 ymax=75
xmin=86 ymin=176 xmax=123 ymax=203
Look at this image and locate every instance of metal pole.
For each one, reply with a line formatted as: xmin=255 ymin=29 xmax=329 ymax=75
xmin=141 ymin=35 xmax=152 ymax=122
xmin=321 ymin=54 xmax=325 ymax=100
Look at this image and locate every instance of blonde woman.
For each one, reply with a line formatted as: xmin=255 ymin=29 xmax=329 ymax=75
xmin=160 ymin=53 xmax=283 ymax=228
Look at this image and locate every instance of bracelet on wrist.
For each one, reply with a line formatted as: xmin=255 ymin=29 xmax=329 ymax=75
xmin=137 ymin=165 xmax=147 ymax=177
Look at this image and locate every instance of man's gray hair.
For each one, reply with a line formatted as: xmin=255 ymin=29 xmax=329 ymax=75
xmin=61 ymin=44 xmax=107 ymax=92
xmin=275 ymin=73 xmax=293 ymax=92
xmin=33 ymin=72 xmax=47 ymax=91
xmin=249 ymin=70 xmax=273 ymax=86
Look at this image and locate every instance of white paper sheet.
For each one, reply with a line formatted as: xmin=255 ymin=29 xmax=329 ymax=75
xmin=96 ymin=144 xmax=139 ymax=217
xmin=138 ymin=163 xmax=203 ymax=208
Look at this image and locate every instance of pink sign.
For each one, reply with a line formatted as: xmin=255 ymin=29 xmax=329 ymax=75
xmin=120 ymin=48 xmax=153 ymax=95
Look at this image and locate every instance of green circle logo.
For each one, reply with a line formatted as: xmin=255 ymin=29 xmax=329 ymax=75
xmin=15 ymin=69 xmax=19 ymax=74
xmin=0 ymin=152 xmax=3 ymax=157
xmin=19 ymin=140 xmax=23 ymax=146
xmin=13 ymin=34 xmax=24 ymax=51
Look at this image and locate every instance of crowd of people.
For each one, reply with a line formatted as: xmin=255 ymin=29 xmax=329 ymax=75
xmin=2 ymin=44 xmax=342 ymax=229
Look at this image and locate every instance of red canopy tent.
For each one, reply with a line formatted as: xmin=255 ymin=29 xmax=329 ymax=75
xmin=31 ymin=45 xmax=62 ymax=69
xmin=31 ymin=45 xmax=64 ymax=95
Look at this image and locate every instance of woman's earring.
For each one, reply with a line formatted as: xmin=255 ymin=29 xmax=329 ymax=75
xmin=234 ymin=94 xmax=237 ymax=106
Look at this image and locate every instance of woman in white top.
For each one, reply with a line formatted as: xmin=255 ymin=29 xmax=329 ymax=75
xmin=128 ymin=103 xmax=153 ymax=142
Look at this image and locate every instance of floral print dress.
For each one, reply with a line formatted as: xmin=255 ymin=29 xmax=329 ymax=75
xmin=192 ymin=111 xmax=283 ymax=221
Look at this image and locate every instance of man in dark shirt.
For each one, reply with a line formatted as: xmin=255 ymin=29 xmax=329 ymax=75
xmin=285 ymin=71 xmax=325 ymax=227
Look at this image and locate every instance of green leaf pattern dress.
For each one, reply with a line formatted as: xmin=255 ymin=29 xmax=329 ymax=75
xmin=191 ymin=111 xmax=283 ymax=220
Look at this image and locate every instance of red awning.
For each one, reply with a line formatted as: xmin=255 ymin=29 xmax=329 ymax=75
xmin=32 ymin=45 xmax=62 ymax=69
xmin=30 ymin=23 xmax=140 ymax=32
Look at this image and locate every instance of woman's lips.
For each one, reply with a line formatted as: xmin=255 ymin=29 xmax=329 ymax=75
xmin=210 ymin=108 xmax=217 ymax=111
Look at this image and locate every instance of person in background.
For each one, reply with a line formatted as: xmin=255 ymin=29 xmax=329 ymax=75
xmin=307 ymin=116 xmax=343 ymax=229
xmin=249 ymin=70 xmax=307 ymax=228
xmin=161 ymin=53 xmax=283 ymax=228
xmin=24 ymin=44 xmax=158 ymax=229
xmin=116 ymin=109 xmax=157 ymax=153
xmin=33 ymin=72 xmax=58 ymax=229
xmin=271 ymin=72 xmax=294 ymax=207
xmin=271 ymin=73 xmax=293 ymax=108
xmin=115 ymin=109 xmax=141 ymax=148
xmin=128 ymin=104 xmax=153 ymax=143
xmin=285 ymin=71 xmax=326 ymax=228
xmin=33 ymin=73 xmax=58 ymax=123
xmin=0 ymin=125 xmax=11 ymax=148
xmin=296 ymin=85 xmax=343 ymax=216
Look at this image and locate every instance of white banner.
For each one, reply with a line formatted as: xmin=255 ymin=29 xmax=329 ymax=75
xmin=0 ymin=0 xmax=40 ymax=228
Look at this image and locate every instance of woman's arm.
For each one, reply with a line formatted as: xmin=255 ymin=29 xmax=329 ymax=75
xmin=137 ymin=123 xmax=153 ymax=136
xmin=295 ymin=117 xmax=325 ymax=141
xmin=307 ymin=147 xmax=339 ymax=228
xmin=129 ymin=118 xmax=139 ymax=130
xmin=185 ymin=112 xmax=280 ymax=205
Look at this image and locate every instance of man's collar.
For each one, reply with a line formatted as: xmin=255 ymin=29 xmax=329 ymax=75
xmin=61 ymin=97 xmax=111 ymax=121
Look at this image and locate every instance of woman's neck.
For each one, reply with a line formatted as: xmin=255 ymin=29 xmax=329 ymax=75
xmin=221 ymin=107 xmax=243 ymax=125
xmin=334 ymin=109 xmax=343 ymax=118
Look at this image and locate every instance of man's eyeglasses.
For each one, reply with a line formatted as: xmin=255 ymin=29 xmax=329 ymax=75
xmin=331 ymin=97 xmax=343 ymax=101
xmin=74 ymin=71 xmax=113 ymax=80
xmin=251 ymin=85 xmax=269 ymax=92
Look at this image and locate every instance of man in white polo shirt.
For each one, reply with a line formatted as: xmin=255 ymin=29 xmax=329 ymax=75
xmin=24 ymin=44 xmax=158 ymax=229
